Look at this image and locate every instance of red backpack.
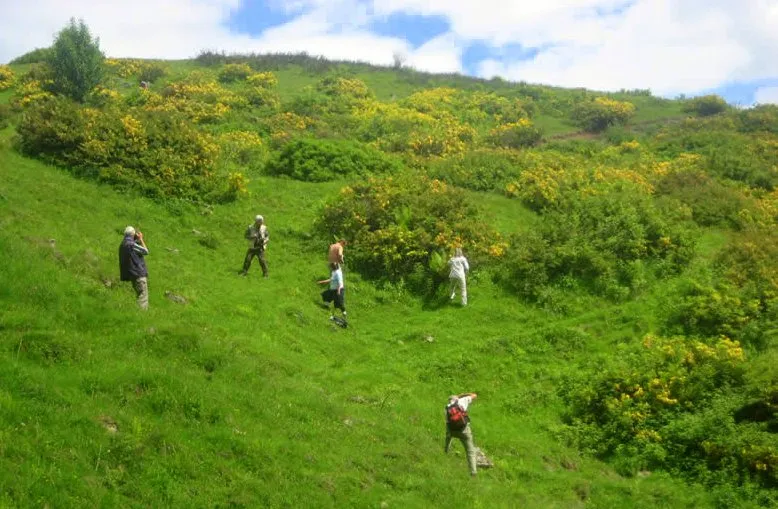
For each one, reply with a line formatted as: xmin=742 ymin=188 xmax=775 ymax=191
xmin=446 ymin=401 xmax=469 ymax=431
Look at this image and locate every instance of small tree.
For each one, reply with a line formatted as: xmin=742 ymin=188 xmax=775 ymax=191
xmin=47 ymin=19 xmax=105 ymax=102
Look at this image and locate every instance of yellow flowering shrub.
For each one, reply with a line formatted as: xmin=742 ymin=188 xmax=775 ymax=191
xmin=0 ymin=65 xmax=15 ymax=91
xmin=218 ymin=131 xmax=265 ymax=170
xmin=218 ymin=63 xmax=253 ymax=83
xmin=317 ymin=76 xmax=373 ymax=100
xmin=316 ymin=173 xmax=502 ymax=291
xmin=487 ymin=118 xmax=543 ymax=148
xmin=106 ymin=58 xmax=143 ymax=78
xmin=561 ymin=334 xmax=748 ymax=478
xmin=13 ymin=79 xmax=54 ymax=107
xmin=137 ymin=75 xmax=247 ymax=123
xmin=353 ymin=100 xmax=473 ymax=157
xmin=572 ymin=96 xmax=636 ymax=132
xmin=17 ymin=96 xmax=234 ymax=201
xmin=246 ymin=72 xmax=278 ymax=88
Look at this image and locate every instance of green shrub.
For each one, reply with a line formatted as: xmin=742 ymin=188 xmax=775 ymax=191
xmin=9 ymin=47 xmax=53 ymax=65
xmin=47 ymin=18 xmax=105 ymax=102
xmin=218 ymin=63 xmax=253 ymax=83
xmin=572 ymin=97 xmax=636 ymax=132
xmin=487 ymin=119 xmax=543 ymax=148
xmin=265 ymin=137 xmax=402 ymax=182
xmin=315 ymin=174 xmax=504 ymax=291
xmin=498 ymin=187 xmax=696 ymax=300
xmin=0 ymin=104 xmax=12 ymax=130
xmin=739 ymin=105 xmax=778 ymax=134
xmin=138 ymin=62 xmax=167 ymax=83
xmin=426 ymin=148 xmax=523 ymax=192
xmin=665 ymin=229 xmax=778 ymax=349
xmin=245 ymin=87 xmax=280 ymax=109
xmin=655 ymin=169 xmax=751 ymax=228
xmin=683 ymin=95 xmax=729 ymax=117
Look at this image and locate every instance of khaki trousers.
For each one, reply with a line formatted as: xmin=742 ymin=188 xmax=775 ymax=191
xmin=133 ymin=277 xmax=148 ymax=310
xmin=445 ymin=424 xmax=477 ymax=475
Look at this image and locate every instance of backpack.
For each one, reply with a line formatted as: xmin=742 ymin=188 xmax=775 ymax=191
xmin=446 ymin=401 xmax=469 ymax=431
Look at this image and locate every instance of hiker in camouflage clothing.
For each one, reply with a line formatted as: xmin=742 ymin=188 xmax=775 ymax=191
xmin=240 ymin=215 xmax=269 ymax=277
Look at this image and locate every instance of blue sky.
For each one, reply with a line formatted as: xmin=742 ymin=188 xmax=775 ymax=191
xmin=2 ymin=0 xmax=777 ymax=105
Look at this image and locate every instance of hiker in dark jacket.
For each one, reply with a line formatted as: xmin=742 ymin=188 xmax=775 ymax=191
xmin=119 ymin=226 xmax=149 ymax=310
xmin=445 ymin=392 xmax=479 ymax=476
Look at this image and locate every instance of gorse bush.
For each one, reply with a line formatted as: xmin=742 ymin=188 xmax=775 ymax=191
xmin=315 ymin=174 xmax=505 ymax=291
xmin=739 ymin=104 xmax=778 ymax=134
xmin=265 ymin=137 xmax=402 ymax=182
xmin=0 ymin=65 xmax=15 ymax=91
xmin=47 ymin=18 xmax=105 ymax=102
xmin=682 ymin=95 xmax=728 ymax=117
xmin=655 ymin=169 xmax=752 ymax=228
xmin=218 ymin=63 xmax=253 ymax=83
xmin=666 ymin=229 xmax=778 ymax=349
xmin=487 ymin=118 xmax=543 ymax=149
xmin=246 ymin=72 xmax=278 ymax=88
xmin=17 ymin=96 xmax=232 ymax=201
xmin=498 ymin=187 xmax=696 ymax=300
xmin=572 ymin=97 xmax=636 ymax=132
xmin=426 ymin=148 xmax=523 ymax=192
xmin=559 ymin=334 xmax=767 ymax=487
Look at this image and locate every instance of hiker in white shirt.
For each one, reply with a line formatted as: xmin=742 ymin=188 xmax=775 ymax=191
xmin=448 ymin=248 xmax=470 ymax=306
xmin=445 ymin=392 xmax=479 ymax=476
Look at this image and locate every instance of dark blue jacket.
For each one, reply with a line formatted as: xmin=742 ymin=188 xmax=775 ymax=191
xmin=119 ymin=235 xmax=148 ymax=281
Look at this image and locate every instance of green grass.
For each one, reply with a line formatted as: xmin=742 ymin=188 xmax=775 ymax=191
xmin=0 ymin=113 xmax=746 ymax=507
xmin=0 ymin=57 xmax=766 ymax=507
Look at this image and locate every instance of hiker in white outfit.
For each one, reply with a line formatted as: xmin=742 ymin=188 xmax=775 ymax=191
xmin=448 ymin=247 xmax=470 ymax=306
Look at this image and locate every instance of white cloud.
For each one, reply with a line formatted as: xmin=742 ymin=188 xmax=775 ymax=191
xmin=1 ymin=0 xmax=777 ymax=98
xmin=373 ymin=0 xmax=778 ymax=96
xmin=754 ymin=86 xmax=778 ymax=105
xmin=404 ymin=33 xmax=462 ymax=74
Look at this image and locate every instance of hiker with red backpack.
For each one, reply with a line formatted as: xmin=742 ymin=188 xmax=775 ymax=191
xmin=445 ymin=392 xmax=479 ymax=476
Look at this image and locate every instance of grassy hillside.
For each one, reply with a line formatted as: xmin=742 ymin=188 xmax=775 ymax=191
xmin=1 ymin=52 xmax=777 ymax=507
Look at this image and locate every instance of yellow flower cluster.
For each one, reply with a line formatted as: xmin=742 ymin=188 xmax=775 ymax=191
xmin=354 ymin=99 xmax=473 ymax=157
xmin=121 ymin=114 xmax=147 ymax=149
xmin=594 ymin=96 xmax=636 ymax=116
xmin=0 ymin=65 xmax=15 ymax=91
xmin=324 ymin=77 xmax=373 ymax=99
xmin=15 ymin=79 xmax=53 ymax=107
xmin=402 ymin=87 xmax=458 ymax=115
xmin=140 ymin=78 xmax=247 ymax=123
xmin=89 ymin=85 xmax=122 ymax=106
xmin=106 ymin=58 xmax=143 ymax=78
xmin=246 ymin=72 xmax=278 ymax=88
xmin=226 ymin=171 xmax=249 ymax=198
xmin=218 ymin=131 xmax=264 ymax=164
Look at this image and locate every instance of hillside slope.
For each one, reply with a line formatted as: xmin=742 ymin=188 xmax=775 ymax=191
xmin=1 ymin=53 xmax=777 ymax=507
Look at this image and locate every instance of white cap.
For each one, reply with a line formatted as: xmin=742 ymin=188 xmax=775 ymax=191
xmin=255 ymin=215 xmax=264 ymax=222
xmin=124 ymin=226 xmax=136 ymax=236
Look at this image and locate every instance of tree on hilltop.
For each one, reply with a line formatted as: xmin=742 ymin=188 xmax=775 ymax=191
xmin=47 ymin=18 xmax=104 ymax=102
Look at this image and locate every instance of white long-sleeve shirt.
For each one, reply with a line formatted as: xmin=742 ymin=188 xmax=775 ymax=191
xmin=448 ymin=255 xmax=469 ymax=280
